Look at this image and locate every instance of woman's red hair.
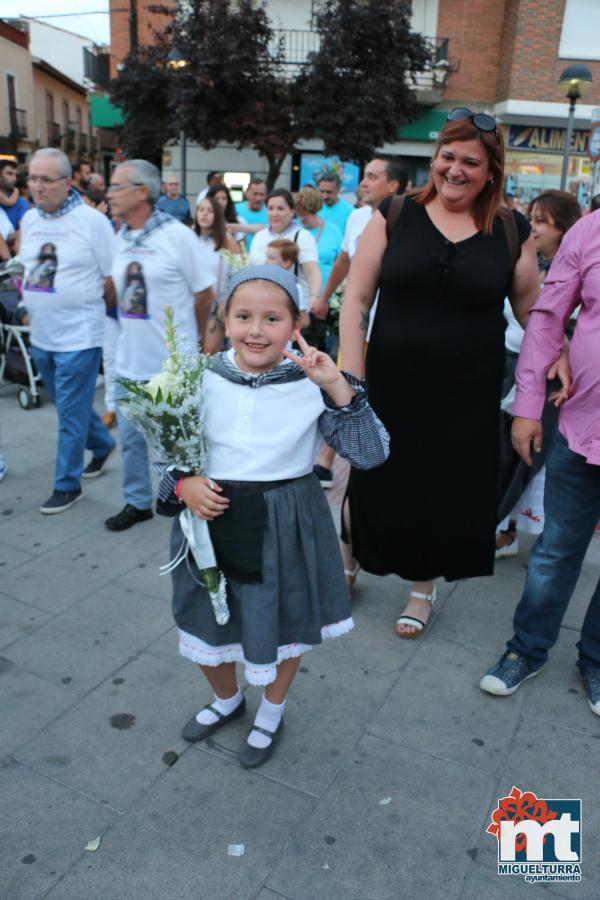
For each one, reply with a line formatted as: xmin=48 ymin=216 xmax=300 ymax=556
xmin=410 ymin=117 xmax=506 ymax=235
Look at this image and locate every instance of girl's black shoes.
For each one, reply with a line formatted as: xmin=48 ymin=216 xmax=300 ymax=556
xmin=182 ymin=697 xmax=247 ymax=743
xmin=238 ymin=719 xmax=284 ymax=769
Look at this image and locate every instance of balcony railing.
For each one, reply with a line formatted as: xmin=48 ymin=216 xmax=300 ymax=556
xmin=83 ymin=47 xmax=110 ymax=89
xmin=270 ymin=29 xmax=458 ymax=98
xmin=48 ymin=121 xmax=61 ymax=147
xmin=271 ymin=28 xmax=320 ymax=66
xmin=411 ymin=37 xmax=460 ymax=98
xmin=77 ymin=132 xmax=88 ymax=155
xmin=62 ymin=128 xmax=76 ymax=152
xmin=9 ymin=107 xmax=27 ymax=139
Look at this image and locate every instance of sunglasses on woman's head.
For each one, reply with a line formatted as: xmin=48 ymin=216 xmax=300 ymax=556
xmin=446 ymin=107 xmax=499 ymax=138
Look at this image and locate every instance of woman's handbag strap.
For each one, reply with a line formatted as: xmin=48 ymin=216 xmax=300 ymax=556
xmin=385 ymin=194 xmax=406 ymax=240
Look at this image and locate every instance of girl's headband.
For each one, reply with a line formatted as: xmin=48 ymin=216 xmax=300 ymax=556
xmin=226 ymin=264 xmax=300 ymax=310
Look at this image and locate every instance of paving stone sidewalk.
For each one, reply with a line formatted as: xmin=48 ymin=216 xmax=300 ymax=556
xmin=1 ymin=383 xmax=599 ymax=900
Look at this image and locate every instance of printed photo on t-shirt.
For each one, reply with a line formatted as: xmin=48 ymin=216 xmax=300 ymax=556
xmin=25 ymin=242 xmax=58 ymax=292
xmin=119 ymin=261 xmax=150 ymax=319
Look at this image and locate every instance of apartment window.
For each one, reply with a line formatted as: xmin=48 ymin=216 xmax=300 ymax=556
xmin=76 ymin=106 xmax=82 ymax=132
xmin=559 ymin=0 xmax=600 ymax=60
xmin=6 ymin=73 xmax=17 ymax=111
xmin=63 ymin=100 xmax=69 ymax=130
xmin=46 ymin=91 xmax=54 ymax=124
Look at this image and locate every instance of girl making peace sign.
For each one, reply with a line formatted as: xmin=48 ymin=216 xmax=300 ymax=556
xmin=158 ymin=265 xmax=389 ymax=769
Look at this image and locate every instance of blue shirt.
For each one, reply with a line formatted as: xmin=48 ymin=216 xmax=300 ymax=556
xmin=156 ymin=194 xmax=191 ymax=223
xmin=308 ymin=220 xmax=343 ymax=288
xmin=320 ymin=198 xmax=353 ymax=237
xmin=235 ymin=201 xmax=268 ymax=249
xmin=1 ymin=194 xmax=29 ymax=228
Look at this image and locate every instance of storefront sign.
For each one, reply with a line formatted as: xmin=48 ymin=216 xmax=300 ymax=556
xmin=508 ymin=125 xmax=589 ymax=155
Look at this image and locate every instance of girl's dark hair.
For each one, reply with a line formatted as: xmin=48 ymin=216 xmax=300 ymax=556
xmin=410 ymin=117 xmax=505 ymax=235
xmin=194 ymin=195 xmax=227 ymax=249
xmin=528 ymin=190 xmax=581 ymax=244
xmin=225 ymin=278 xmax=300 ymax=321
xmin=207 ymin=183 xmax=238 ymax=224
xmin=266 ymin=188 xmax=295 ymax=210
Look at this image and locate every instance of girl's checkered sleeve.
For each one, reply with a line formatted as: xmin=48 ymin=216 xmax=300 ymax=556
xmin=318 ymin=373 xmax=389 ymax=469
xmin=154 ymin=463 xmax=186 ymax=517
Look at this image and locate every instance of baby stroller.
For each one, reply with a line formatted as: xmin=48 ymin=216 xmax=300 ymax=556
xmin=0 ymin=284 xmax=42 ymax=410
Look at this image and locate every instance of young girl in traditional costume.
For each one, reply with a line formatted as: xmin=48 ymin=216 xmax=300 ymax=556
xmin=158 ymin=265 xmax=388 ymax=768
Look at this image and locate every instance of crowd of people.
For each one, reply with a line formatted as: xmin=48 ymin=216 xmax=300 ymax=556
xmin=1 ymin=109 xmax=600 ymax=767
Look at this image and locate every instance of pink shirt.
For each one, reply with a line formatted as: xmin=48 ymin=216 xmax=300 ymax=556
xmin=513 ymin=210 xmax=600 ymax=465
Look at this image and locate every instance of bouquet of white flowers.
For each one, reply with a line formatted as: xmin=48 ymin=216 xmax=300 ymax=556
xmin=118 ymin=307 xmax=229 ymax=624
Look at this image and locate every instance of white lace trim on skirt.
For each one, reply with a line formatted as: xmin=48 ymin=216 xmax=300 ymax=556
xmin=177 ymin=617 xmax=354 ymax=686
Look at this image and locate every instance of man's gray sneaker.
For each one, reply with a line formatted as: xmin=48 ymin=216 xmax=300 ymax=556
xmin=479 ymin=651 xmax=543 ymax=696
xmin=82 ymin=449 xmax=113 ymax=479
xmin=40 ymin=489 xmax=82 ymax=515
xmin=581 ymin=667 xmax=600 ymax=717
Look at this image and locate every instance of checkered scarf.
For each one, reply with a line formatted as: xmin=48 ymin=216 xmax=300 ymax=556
xmin=119 ymin=209 xmax=175 ymax=247
xmin=209 ymin=350 xmax=306 ymax=388
xmin=37 ymin=187 xmax=82 ymax=219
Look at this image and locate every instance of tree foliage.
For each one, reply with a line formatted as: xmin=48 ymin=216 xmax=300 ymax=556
xmin=297 ymin=0 xmax=432 ymax=163
xmin=110 ymin=0 xmax=432 ymax=184
xmin=110 ymin=43 xmax=171 ymax=166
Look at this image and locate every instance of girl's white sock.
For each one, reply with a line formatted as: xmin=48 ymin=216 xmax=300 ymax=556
xmin=247 ymin=695 xmax=285 ymax=749
xmin=196 ymin=688 xmax=243 ymax=725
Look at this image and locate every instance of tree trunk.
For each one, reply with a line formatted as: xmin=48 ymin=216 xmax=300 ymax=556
xmin=262 ymin=150 xmax=287 ymax=192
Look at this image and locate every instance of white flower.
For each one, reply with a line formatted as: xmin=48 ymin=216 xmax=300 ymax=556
xmin=146 ymin=371 xmax=176 ymax=401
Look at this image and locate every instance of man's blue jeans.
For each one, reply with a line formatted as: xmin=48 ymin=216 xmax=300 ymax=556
xmin=114 ymin=381 xmax=153 ymax=510
xmin=507 ymin=431 xmax=600 ymax=671
xmin=32 ymin=346 xmax=115 ymax=493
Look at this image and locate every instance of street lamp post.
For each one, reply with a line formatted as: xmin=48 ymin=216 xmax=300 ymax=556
xmin=166 ymin=46 xmax=189 ymax=200
xmin=559 ymin=64 xmax=593 ymax=191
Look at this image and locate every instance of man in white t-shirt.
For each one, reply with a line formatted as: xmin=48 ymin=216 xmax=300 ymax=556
xmin=20 ymin=148 xmax=116 ymax=514
xmin=315 ymin=157 xmax=407 ymax=314
xmin=312 ymin=156 xmax=407 ymax=486
xmin=105 ymin=159 xmax=216 ymax=531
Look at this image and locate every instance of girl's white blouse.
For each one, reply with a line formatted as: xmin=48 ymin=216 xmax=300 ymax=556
xmin=203 ymin=355 xmax=325 ymax=481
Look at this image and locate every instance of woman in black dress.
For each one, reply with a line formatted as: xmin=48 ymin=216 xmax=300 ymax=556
xmin=339 ymin=111 xmax=541 ymax=637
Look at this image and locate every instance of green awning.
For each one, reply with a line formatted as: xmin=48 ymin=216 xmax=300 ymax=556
xmin=90 ymin=94 xmax=124 ymax=129
xmin=398 ymin=109 xmax=448 ymax=141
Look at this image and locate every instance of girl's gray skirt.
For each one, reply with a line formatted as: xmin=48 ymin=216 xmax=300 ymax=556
xmin=170 ymin=473 xmax=353 ymax=685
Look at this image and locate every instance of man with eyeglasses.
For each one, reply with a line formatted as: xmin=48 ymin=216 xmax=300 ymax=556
xmin=104 ymin=159 xmax=216 ymax=531
xmin=19 ymin=147 xmax=117 ymax=514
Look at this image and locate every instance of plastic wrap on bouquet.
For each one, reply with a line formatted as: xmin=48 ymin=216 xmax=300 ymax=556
xmin=160 ymin=508 xmax=229 ymax=625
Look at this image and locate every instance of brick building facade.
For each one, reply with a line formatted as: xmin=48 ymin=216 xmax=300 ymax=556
xmin=437 ymin=0 xmax=600 ymax=203
xmin=109 ymin=0 xmax=600 ymax=205
xmin=109 ymin=0 xmax=174 ymax=77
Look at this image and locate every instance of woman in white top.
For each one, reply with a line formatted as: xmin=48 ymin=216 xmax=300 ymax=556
xmin=249 ymin=188 xmax=322 ymax=312
xmin=194 ymin=195 xmax=241 ymax=353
